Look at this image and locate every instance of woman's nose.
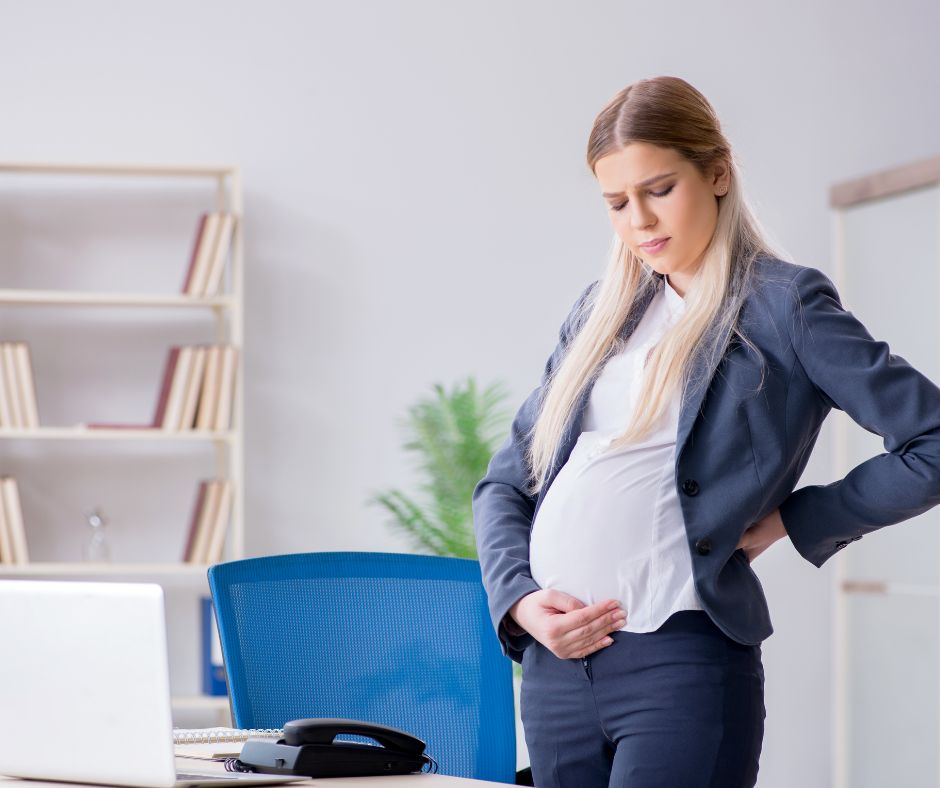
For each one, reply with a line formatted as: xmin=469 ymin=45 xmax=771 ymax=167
xmin=630 ymin=203 xmax=656 ymax=230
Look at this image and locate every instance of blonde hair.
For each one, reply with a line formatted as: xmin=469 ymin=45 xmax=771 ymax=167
xmin=525 ymin=75 xmax=785 ymax=497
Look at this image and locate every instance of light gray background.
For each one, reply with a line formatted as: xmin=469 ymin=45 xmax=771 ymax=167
xmin=2 ymin=1 xmax=939 ymax=786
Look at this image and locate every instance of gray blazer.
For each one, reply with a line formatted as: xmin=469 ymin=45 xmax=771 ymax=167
xmin=472 ymin=254 xmax=940 ymax=663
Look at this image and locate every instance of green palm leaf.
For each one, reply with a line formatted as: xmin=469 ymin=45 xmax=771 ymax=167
xmin=369 ymin=376 xmax=512 ymax=559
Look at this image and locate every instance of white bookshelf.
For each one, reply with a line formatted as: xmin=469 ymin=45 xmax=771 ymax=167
xmin=0 ymin=161 xmax=247 ymax=715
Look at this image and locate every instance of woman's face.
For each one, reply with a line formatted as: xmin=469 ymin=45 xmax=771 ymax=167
xmin=594 ymin=142 xmax=729 ymax=288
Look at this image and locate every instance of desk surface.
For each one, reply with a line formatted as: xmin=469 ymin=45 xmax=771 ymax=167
xmin=0 ymin=757 xmax=509 ymax=787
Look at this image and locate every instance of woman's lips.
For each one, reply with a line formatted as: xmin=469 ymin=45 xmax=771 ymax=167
xmin=640 ymin=237 xmax=670 ymax=254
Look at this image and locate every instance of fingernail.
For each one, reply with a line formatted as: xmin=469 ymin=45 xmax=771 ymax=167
xmin=603 ymin=637 xmax=613 ymax=646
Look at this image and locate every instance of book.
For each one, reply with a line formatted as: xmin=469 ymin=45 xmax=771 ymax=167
xmin=87 ymin=347 xmax=179 ymax=431
xmin=181 ymin=213 xmax=210 ymax=294
xmin=178 ymin=345 xmax=208 ymax=430
xmin=162 ymin=346 xmax=195 ymax=431
xmin=182 ymin=481 xmax=209 ymax=562
xmin=2 ymin=345 xmax=23 ymax=428
xmin=0 ymin=477 xmax=28 ymax=564
xmin=0 ymin=346 xmax=13 ymax=428
xmin=195 ymin=345 xmax=222 ymax=431
xmin=153 ymin=346 xmax=182 ymax=427
xmin=214 ymin=346 xmax=238 ymax=431
xmin=202 ymin=213 xmax=235 ymax=296
xmin=203 ymin=480 xmax=233 ymax=564
xmin=0 ymin=480 xmax=13 ymax=564
xmin=185 ymin=212 xmax=221 ymax=297
xmin=183 ymin=479 xmax=234 ymax=565
xmin=87 ymin=344 xmax=234 ymax=433
xmin=188 ymin=480 xmax=221 ymax=565
xmin=13 ymin=343 xmax=40 ymax=428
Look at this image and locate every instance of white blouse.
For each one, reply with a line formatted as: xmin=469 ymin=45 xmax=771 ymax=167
xmin=529 ymin=273 xmax=704 ymax=632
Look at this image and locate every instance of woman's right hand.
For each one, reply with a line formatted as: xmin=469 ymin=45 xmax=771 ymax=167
xmin=509 ymin=589 xmax=626 ymax=659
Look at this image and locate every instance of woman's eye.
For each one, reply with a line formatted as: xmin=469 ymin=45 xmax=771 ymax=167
xmin=609 ymin=184 xmax=675 ymax=212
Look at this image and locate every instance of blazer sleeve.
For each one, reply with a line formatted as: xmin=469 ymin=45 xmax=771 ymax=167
xmin=472 ymin=280 xmax=598 ymax=662
xmin=778 ymin=265 xmax=940 ymax=568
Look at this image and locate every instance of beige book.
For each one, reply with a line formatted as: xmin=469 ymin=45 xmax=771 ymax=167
xmin=185 ymin=212 xmax=221 ymax=297
xmin=161 ymin=346 xmax=194 ymax=431
xmin=204 ymin=480 xmax=233 ymax=565
xmin=190 ymin=480 xmax=221 ymax=565
xmin=178 ymin=346 xmax=208 ymax=430
xmin=214 ymin=346 xmax=238 ymax=431
xmin=2 ymin=477 xmax=28 ymax=564
xmin=202 ymin=213 xmax=236 ymax=296
xmin=0 ymin=478 xmax=12 ymax=564
xmin=13 ymin=343 xmax=40 ymax=428
xmin=195 ymin=346 xmax=222 ymax=431
xmin=1 ymin=344 xmax=22 ymax=428
xmin=0 ymin=345 xmax=12 ymax=428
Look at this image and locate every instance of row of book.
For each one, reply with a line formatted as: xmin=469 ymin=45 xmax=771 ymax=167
xmin=0 ymin=476 xmax=233 ymax=566
xmin=0 ymin=343 xmax=39 ymax=429
xmin=89 ymin=344 xmax=238 ymax=432
xmin=183 ymin=479 xmax=234 ymax=565
xmin=0 ymin=477 xmax=28 ymax=565
xmin=182 ymin=211 xmax=237 ymax=297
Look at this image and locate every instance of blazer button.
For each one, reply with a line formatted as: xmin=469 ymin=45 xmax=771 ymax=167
xmin=695 ymin=537 xmax=712 ymax=556
xmin=681 ymin=479 xmax=699 ymax=496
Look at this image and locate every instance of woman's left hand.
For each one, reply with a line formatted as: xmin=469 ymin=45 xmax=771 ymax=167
xmin=736 ymin=507 xmax=789 ymax=563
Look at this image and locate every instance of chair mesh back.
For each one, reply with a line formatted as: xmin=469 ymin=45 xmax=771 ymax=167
xmin=208 ymin=552 xmax=515 ymax=782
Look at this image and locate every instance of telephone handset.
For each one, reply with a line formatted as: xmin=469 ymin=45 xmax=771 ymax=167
xmin=237 ymin=718 xmax=435 ymax=777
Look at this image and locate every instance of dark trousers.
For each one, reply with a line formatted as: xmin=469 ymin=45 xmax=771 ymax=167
xmin=519 ymin=610 xmax=766 ymax=788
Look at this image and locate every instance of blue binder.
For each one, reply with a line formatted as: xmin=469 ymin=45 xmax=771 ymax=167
xmin=201 ymin=596 xmax=227 ymax=696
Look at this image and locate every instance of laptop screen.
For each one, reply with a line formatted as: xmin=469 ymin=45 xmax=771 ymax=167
xmin=0 ymin=580 xmax=179 ymax=787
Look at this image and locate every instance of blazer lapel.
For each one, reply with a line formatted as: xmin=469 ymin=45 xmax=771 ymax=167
xmin=674 ymin=339 xmax=715 ymax=462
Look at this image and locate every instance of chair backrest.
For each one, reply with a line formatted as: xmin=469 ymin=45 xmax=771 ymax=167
xmin=208 ymin=552 xmax=515 ymax=783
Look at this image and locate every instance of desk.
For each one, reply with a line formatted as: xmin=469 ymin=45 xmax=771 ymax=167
xmin=0 ymin=757 xmax=510 ymax=787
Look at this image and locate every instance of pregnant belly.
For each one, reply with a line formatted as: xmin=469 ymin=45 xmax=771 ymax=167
xmin=529 ymin=437 xmax=677 ymax=612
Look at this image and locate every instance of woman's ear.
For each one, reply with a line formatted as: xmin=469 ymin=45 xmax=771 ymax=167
xmin=711 ymin=159 xmax=731 ymax=196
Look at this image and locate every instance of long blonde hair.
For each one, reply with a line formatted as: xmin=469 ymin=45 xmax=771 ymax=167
xmin=524 ymin=75 xmax=786 ymax=497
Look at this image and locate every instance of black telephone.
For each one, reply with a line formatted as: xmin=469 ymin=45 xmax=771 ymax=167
xmin=236 ymin=718 xmax=434 ymax=778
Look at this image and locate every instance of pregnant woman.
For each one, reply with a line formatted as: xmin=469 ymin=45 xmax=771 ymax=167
xmin=473 ymin=75 xmax=940 ymax=787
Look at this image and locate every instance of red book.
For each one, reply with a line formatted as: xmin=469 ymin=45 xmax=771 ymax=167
xmin=182 ymin=481 xmax=209 ymax=562
xmin=181 ymin=214 xmax=210 ymax=294
xmin=85 ymin=347 xmax=181 ymax=430
xmin=152 ymin=347 xmax=182 ymax=427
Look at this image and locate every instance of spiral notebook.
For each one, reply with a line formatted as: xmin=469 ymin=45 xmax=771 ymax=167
xmin=173 ymin=728 xmax=284 ymax=761
xmin=173 ymin=727 xmax=284 ymax=745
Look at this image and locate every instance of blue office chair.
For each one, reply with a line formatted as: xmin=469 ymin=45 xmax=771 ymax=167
xmin=208 ymin=552 xmax=523 ymax=784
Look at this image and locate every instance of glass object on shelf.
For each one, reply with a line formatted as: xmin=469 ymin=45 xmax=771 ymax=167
xmin=82 ymin=508 xmax=111 ymax=562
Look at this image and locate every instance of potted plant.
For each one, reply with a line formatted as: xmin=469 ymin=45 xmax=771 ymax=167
xmin=369 ymin=376 xmax=512 ymax=559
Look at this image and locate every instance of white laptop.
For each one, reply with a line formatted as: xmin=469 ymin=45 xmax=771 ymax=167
xmin=0 ymin=579 xmax=299 ymax=788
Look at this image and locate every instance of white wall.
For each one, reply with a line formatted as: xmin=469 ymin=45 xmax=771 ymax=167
xmin=2 ymin=1 xmax=939 ymax=785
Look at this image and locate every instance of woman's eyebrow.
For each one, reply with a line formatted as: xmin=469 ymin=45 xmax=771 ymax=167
xmin=602 ymin=172 xmax=677 ymax=198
